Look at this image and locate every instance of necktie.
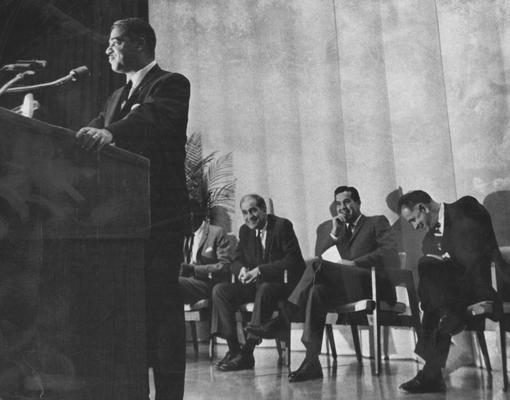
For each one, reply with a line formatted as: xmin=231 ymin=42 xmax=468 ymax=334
xmin=255 ymin=230 xmax=264 ymax=265
xmin=339 ymin=224 xmax=353 ymax=260
xmin=112 ymin=81 xmax=133 ymax=123
xmin=119 ymin=80 xmax=133 ymax=111
xmin=345 ymin=224 xmax=353 ymax=241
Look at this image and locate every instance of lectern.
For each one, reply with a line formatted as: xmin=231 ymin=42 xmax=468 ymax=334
xmin=0 ymin=107 xmax=149 ymax=399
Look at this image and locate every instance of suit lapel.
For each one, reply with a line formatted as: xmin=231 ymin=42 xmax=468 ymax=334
xmin=105 ymin=87 xmax=124 ymax=125
xmin=349 ymin=215 xmax=365 ymax=244
xmin=196 ymin=221 xmax=209 ymax=259
xmin=135 ymin=64 xmax=163 ymax=94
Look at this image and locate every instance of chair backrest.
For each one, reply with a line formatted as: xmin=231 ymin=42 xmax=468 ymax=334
xmin=266 ymin=197 xmax=274 ymax=214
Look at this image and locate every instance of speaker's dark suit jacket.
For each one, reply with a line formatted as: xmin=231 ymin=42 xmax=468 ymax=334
xmin=88 ymin=64 xmax=190 ymax=400
xmin=211 ymin=214 xmax=305 ymax=340
xmin=416 ymin=196 xmax=509 ymax=369
xmin=88 ymin=65 xmax=190 ymax=230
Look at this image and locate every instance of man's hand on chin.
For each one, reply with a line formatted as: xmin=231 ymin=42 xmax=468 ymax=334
xmin=76 ymin=127 xmax=113 ymax=151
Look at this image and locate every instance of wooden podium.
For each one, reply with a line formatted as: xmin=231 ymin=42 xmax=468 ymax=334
xmin=0 ymin=108 xmax=149 ymax=399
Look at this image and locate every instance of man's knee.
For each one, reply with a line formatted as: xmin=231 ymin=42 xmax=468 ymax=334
xmin=212 ymin=282 xmax=233 ymax=302
xmin=257 ymin=281 xmax=278 ymax=293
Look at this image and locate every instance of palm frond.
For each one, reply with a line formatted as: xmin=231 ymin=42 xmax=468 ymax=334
xmin=184 ymin=132 xmax=236 ymax=222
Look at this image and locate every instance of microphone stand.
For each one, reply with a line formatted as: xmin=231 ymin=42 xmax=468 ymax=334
xmin=0 ymin=70 xmax=36 ymax=97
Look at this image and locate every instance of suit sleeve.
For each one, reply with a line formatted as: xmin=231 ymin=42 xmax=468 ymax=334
xmin=87 ymin=111 xmax=106 ymax=128
xmin=453 ymin=198 xmax=506 ymax=272
xmin=258 ymin=219 xmax=304 ymax=281
xmin=194 ymin=228 xmax=232 ymax=280
xmin=352 ymin=216 xmax=398 ymax=269
xmin=230 ymin=227 xmax=248 ymax=278
xmin=315 ymin=221 xmax=336 ymax=256
xmin=104 ymin=73 xmax=190 ymax=142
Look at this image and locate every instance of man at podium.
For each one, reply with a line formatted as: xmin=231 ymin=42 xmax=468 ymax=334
xmin=76 ymin=18 xmax=190 ymax=400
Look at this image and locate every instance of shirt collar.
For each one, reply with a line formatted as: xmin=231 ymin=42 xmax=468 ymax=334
xmin=256 ymin=219 xmax=268 ymax=237
xmin=127 ymin=60 xmax=157 ymax=92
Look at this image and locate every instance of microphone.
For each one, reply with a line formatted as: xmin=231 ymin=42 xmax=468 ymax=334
xmin=1 ymin=60 xmax=48 ymax=71
xmin=4 ymin=66 xmax=90 ymax=94
xmin=69 ymin=66 xmax=90 ymax=81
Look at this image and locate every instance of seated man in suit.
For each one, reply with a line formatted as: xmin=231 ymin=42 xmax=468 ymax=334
xmin=179 ymin=200 xmax=232 ymax=304
xmin=211 ymin=194 xmax=305 ymax=371
xmin=287 ymin=185 xmax=399 ymax=382
xmin=397 ymin=190 xmax=508 ymax=393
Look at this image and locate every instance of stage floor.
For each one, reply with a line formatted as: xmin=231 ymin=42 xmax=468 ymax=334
xmin=149 ymin=344 xmax=510 ymax=400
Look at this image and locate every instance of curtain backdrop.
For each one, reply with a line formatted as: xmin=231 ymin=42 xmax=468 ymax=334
xmin=149 ymin=0 xmax=510 ymax=259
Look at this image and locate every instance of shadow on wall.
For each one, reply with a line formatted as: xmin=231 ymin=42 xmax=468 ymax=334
xmin=483 ymin=190 xmax=510 ymax=247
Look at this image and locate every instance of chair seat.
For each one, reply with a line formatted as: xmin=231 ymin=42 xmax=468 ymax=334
xmin=184 ymin=299 xmax=210 ymax=312
xmin=468 ymin=301 xmax=494 ymax=316
xmin=380 ymin=301 xmax=407 ymax=314
xmin=337 ymin=299 xmax=375 ymax=313
xmin=335 ymin=300 xmax=407 ymax=314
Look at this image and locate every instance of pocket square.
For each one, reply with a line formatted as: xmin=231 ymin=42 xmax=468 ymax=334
xmin=205 ymin=246 xmax=213 ymax=253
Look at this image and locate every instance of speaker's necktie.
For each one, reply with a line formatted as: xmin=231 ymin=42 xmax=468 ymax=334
xmin=119 ymin=80 xmax=132 ymax=109
xmin=113 ymin=80 xmax=133 ymax=121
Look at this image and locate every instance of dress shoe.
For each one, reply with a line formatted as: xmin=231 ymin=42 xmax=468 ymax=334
xmin=246 ymin=316 xmax=288 ymax=339
xmin=438 ymin=314 xmax=467 ymax=336
xmin=288 ymin=358 xmax=323 ymax=382
xmin=217 ymin=352 xmax=255 ymax=371
xmin=399 ymin=370 xmax=446 ymax=393
xmin=215 ymin=351 xmax=236 ymax=368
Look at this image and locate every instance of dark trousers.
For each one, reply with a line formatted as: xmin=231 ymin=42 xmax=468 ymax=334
xmin=210 ymin=281 xmax=286 ymax=343
xmin=178 ymin=276 xmax=212 ymax=305
xmin=289 ymin=259 xmax=394 ymax=359
xmin=415 ymin=256 xmax=496 ymax=376
xmin=145 ymin=232 xmax=185 ymax=400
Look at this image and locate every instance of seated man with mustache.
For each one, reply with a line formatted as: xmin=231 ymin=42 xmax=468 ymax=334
xmin=211 ymin=194 xmax=305 ymax=371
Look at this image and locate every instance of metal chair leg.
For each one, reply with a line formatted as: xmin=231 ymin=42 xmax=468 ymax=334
xmin=351 ymin=324 xmax=362 ymax=362
xmin=501 ymin=319 xmax=508 ymax=391
xmin=373 ymin=310 xmax=380 ymax=375
xmin=190 ymin=321 xmax=199 ymax=354
xmin=476 ymin=330 xmax=492 ymax=372
xmin=325 ymin=324 xmax=337 ymax=360
xmin=383 ymin=326 xmax=390 ymax=360
xmin=209 ymin=335 xmax=215 ymax=360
